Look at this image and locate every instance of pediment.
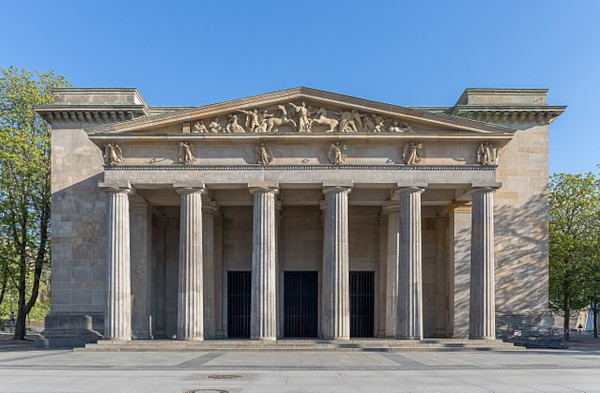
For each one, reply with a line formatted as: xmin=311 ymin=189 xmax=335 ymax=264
xmin=86 ymin=87 xmax=516 ymax=136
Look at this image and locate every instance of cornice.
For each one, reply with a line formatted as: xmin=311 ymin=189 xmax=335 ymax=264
xmin=451 ymin=105 xmax=566 ymax=124
xmin=104 ymin=164 xmax=497 ymax=171
xmin=88 ymin=132 xmax=515 ymax=145
xmin=83 ymin=87 xmax=516 ymax=135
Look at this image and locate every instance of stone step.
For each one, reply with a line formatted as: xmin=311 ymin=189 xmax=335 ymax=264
xmin=78 ymin=339 xmax=523 ymax=352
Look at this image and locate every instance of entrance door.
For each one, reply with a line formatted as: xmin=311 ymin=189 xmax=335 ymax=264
xmin=284 ymin=271 xmax=318 ymax=338
xmin=350 ymin=271 xmax=374 ymax=337
xmin=227 ymin=271 xmax=251 ymax=338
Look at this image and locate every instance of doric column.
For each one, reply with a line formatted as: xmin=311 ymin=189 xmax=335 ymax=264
xmin=249 ymin=184 xmax=279 ymax=340
xmin=469 ymin=187 xmax=497 ymax=339
xmin=202 ymin=200 xmax=218 ymax=339
xmin=396 ymin=186 xmax=424 ymax=340
xmin=382 ymin=200 xmax=400 ymax=337
xmin=104 ymin=186 xmax=132 ymax=341
xmin=322 ymin=185 xmax=352 ymax=340
xmin=177 ymin=186 xmax=205 ymax=340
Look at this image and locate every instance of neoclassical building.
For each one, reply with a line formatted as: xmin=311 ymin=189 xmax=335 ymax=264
xmin=36 ymin=87 xmax=565 ymax=347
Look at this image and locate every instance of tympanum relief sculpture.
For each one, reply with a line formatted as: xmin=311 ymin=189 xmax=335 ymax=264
xmin=477 ymin=143 xmax=499 ymax=165
xmin=189 ymin=102 xmax=416 ymax=134
xmin=402 ymin=142 xmax=423 ymax=165
xmin=328 ymin=142 xmax=347 ymax=165
xmin=104 ymin=143 xmax=123 ymax=166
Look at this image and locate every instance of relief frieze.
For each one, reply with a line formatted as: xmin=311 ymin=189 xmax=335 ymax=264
xmin=189 ymin=101 xmax=416 ymax=134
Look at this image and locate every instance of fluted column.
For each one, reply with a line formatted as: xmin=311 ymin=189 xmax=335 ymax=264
xmin=104 ymin=186 xmax=132 ymax=341
xmin=383 ymin=201 xmax=400 ymax=337
xmin=203 ymin=200 xmax=218 ymax=339
xmin=177 ymin=187 xmax=205 ymax=340
xmin=250 ymin=185 xmax=278 ymax=340
xmin=397 ymin=187 xmax=424 ymax=340
xmin=322 ymin=186 xmax=351 ymax=340
xmin=469 ymin=187 xmax=496 ymax=339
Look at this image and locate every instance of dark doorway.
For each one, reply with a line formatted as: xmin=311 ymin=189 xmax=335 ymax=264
xmin=284 ymin=271 xmax=318 ymax=338
xmin=350 ymin=271 xmax=374 ymax=337
xmin=227 ymin=271 xmax=251 ymax=338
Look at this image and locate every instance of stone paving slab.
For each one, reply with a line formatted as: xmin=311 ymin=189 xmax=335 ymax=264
xmin=1 ymin=343 xmax=600 ymax=392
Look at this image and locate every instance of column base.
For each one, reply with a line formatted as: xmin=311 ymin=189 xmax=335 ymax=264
xmin=251 ymin=336 xmax=277 ymax=341
xmin=35 ymin=313 xmax=103 ymax=348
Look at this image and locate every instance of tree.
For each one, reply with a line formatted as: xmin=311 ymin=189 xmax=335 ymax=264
xmin=0 ymin=66 xmax=69 ymax=340
xmin=549 ymin=172 xmax=600 ymax=340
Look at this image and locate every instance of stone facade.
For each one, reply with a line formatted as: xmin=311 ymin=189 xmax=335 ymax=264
xmin=35 ymin=87 xmax=565 ymax=347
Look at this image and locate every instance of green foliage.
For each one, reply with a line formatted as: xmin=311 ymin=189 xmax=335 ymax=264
xmin=549 ymin=172 xmax=600 ymax=337
xmin=0 ymin=66 xmax=69 ymax=335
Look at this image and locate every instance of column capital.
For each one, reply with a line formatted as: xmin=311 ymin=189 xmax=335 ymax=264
xmin=202 ymin=200 xmax=219 ymax=215
xmin=382 ymin=200 xmax=400 ymax=215
xmin=99 ymin=181 xmax=132 ymax=195
xmin=323 ymin=186 xmax=352 ymax=195
xmin=176 ymin=186 xmax=206 ymax=195
xmin=248 ymin=182 xmax=279 ymax=195
xmin=395 ymin=186 xmax=425 ymax=195
xmin=470 ymin=186 xmax=500 ymax=195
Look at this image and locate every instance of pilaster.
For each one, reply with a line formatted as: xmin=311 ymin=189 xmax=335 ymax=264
xmin=382 ymin=200 xmax=400 ymax=337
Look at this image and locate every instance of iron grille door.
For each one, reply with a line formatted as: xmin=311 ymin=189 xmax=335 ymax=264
xmin=350 ymin=271 xmax=374 ymax=337
xmin=227 ymin=271 xmax=251 ymax=338
xmin=284 ymin=271 xmax=318 ymax=338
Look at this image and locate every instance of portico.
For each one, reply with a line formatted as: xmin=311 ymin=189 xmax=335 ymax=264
xmin=99 ymin=174 xmax=498 ymax=342
xmin=37 ymin=87 xmax=565 ymax=347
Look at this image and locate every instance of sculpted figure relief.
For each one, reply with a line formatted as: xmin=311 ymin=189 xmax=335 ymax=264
xmin=226 ymin=114 xmax=245 ymax=133
xmin=189 ymin=103 xmax=418 ymax=134
xmin=239 ymin=109 xmax=261 ymax=132
xmin=289 ymin=102 xmax=312 ymax=132
xmin=336 ymin=109 xmax=362 ymax=132
xmin=209 ymin=117 xmax=222 ymax=133
xmin=193 ymin=121 xmax=209 ymax=133
xmin=477 ymin=142 xmax=499 ymax=165
xmin=255 ymin=144 xmax=273 ymax=165
xmin=328 ymin=142 xmax=347 ymax=165
xmin=266 ymin=105 xmax=296 ymax=132
xmin=402 ymin=142 xmax=423 ymax=165
xmin=311 ymin=107 xmax=339 ymax=132
xmin=179 ymin=142 xmax=196 ymax=165
xmin=104 ymin=143 xmax=123 ymax=165
xmin=390 ymin=121 xmax=412 ymax=133
xmin=374 ymin=115 xmax=386 ymax=132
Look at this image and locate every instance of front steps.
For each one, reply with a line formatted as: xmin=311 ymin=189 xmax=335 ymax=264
xmin=78 ymin=338 xmax=524 ymax=352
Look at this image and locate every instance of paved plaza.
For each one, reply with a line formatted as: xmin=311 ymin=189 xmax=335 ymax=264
xmin=1 ymin=337 xmax=600 ymax=392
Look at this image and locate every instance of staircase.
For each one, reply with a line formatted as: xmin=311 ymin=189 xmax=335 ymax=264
xmin=79 ymin=338 xmax=523 ymax=352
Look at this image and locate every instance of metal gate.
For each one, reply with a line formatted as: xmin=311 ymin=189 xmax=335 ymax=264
xmin=227 ymin=271 xmax=251 ymax=338
xmin=284 ymin=271 xmax=318 ymax=338
xmin=350 ymin=271 xmax=374 ymax=337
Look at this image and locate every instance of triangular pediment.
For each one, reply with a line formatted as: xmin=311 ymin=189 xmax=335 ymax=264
xmin=86 ymin=87 xmax=516 ymax=135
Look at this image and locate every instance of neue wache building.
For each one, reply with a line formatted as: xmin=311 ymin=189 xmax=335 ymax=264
xmin=35 ymin=87 xmax=565 ymax=347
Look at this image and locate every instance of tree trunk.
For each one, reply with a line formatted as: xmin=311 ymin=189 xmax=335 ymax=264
xmin=13 ymin=254 xmax=27 ymax=340
xmin=594 ymin=303 xmax=598 ymax=339
xmin=0 ymin=269 xmax=7 ymax=308
xmin=563 ymin=278 xmax=570 ymax=341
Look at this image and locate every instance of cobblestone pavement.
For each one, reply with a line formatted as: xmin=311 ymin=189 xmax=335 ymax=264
xmin=1 ymin=336 xmax=600 ymax=392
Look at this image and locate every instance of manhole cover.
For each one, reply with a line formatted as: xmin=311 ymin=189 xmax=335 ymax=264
xmin=208 ymin=374 xmax=242 ymax=380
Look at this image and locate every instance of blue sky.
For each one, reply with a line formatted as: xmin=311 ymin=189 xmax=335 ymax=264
xmin=1 ymin=0 xmax=598 ymax=174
